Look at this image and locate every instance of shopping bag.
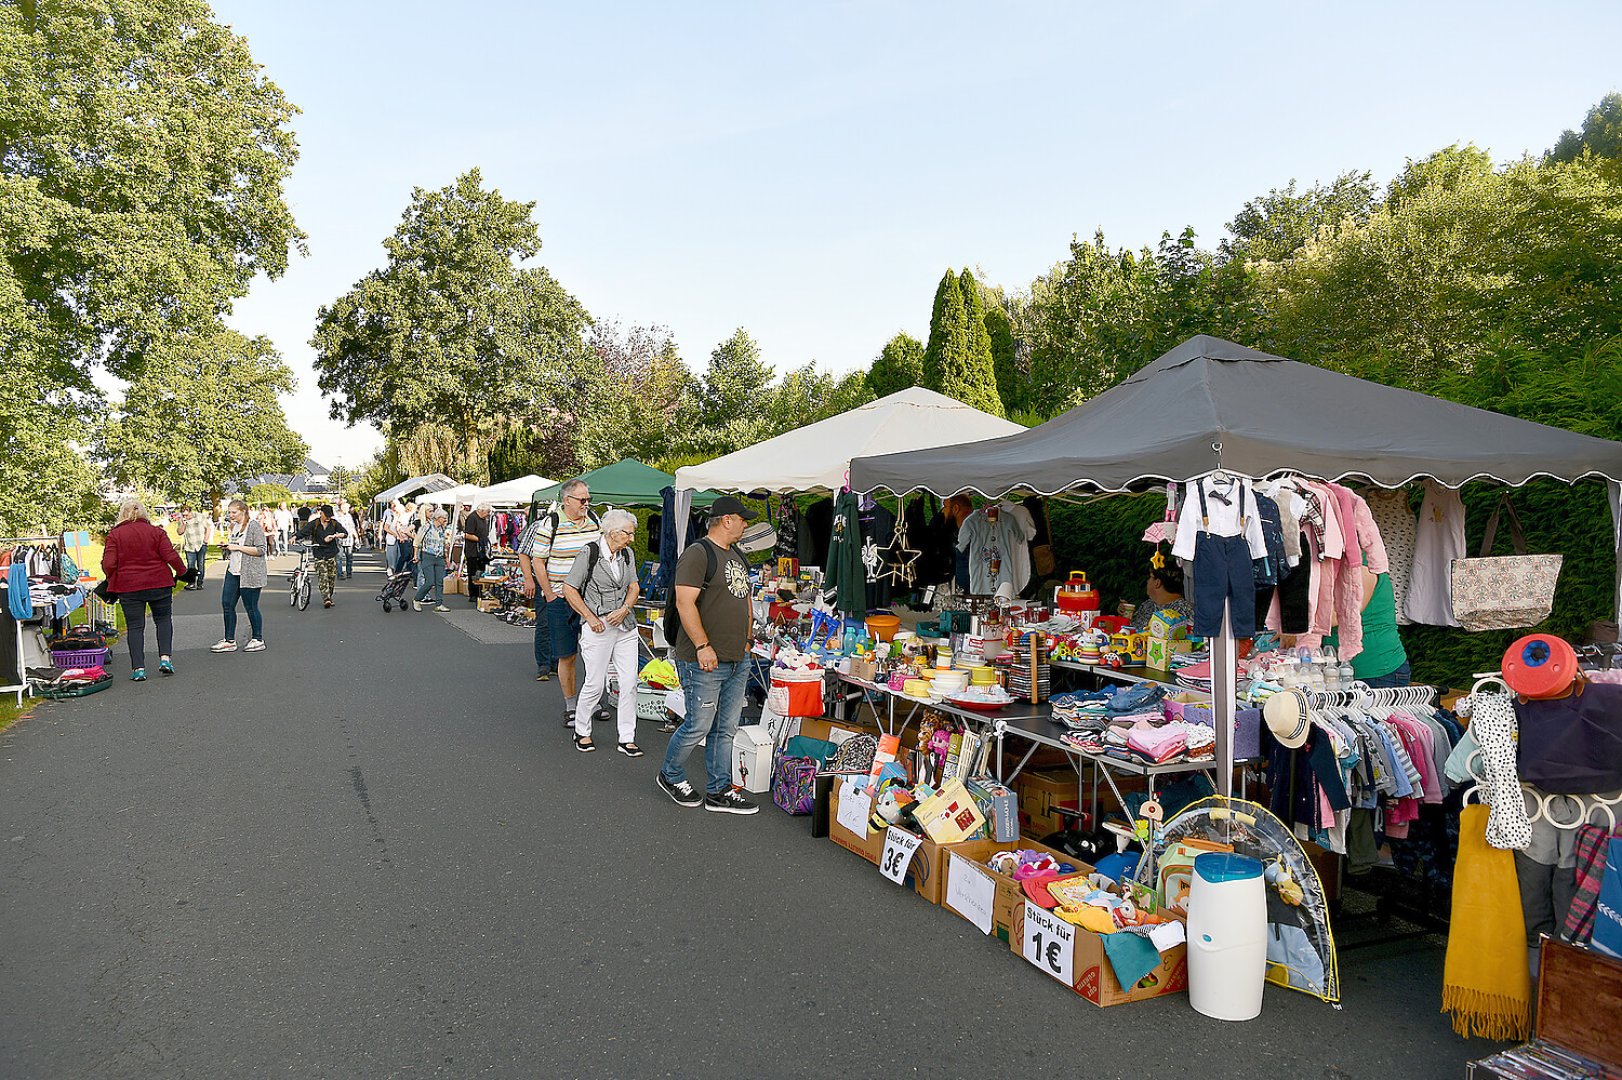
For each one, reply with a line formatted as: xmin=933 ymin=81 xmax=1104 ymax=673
xmin=768 ymin=668 xmax=825 ymax=718
xmin=1449 ymin=494 xmax=1561 ymax=632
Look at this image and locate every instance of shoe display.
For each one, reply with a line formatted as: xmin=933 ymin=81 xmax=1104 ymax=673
xmin=657 ymin=774 xmax=703 ymax=808
xmin=703 ymin=790 xmax=759 ymax=815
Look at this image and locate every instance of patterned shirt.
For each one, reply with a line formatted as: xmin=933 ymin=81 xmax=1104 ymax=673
xmin=526 ymin=510 xmax=601 ymax=586
xmin=180 ymin=515 xmax=211 ymax=553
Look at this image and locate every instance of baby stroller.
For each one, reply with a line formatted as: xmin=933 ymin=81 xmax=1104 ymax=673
xmin=376 ymin=569 xmax=416 ymax=612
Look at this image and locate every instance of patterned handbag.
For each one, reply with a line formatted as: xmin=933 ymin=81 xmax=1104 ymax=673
xmin=1450 ymin=494 xmax=1562 ymax=632
xmin=771 ymin=735 xmax=836 ymax=816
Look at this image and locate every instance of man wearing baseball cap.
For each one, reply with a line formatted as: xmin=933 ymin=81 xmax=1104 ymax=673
xmin=657 ymin=496 xmax=761 ymax=815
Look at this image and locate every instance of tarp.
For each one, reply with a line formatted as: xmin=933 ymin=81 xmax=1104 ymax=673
xmin=533 ymin=459 xmax=721 ymax=509
xmin=373 ymin=473 xmax=457 ymax=507
xmin=675 ymin=386 xmax=1024 ymax=495
xmin=475 ymin=474 xmax=554 ymax=506
xmin=848 ymin=336 xmax=1622 ymax=496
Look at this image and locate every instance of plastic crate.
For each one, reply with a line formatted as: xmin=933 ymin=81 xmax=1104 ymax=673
xmin=50 ymin=647 xmax=110 ymax=669
xmin=635 ymin=684 xmax=672 ymax=721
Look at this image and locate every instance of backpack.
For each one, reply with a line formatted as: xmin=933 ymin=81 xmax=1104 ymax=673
xmin=663 ymin=538 xmax=745 ymax=650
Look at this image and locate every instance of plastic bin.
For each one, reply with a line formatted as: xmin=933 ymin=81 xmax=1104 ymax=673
xmin=1187 ymin=852 xmax=1267 ymax=1021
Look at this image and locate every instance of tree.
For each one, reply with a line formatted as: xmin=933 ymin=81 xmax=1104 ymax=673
xmin=325 ymin=464 xmax=353 ymax=496
xmin=866 ymin=332 xmax=924 ymax=398
xmin=1221 ymin=171 xmax=1379 ymax=263
xmin=695 ymin=328 xmax=774 ymax=431
xmin=310 ymin=169 xmax=591 ymax=480
xmin=0 ymin=0 xmax=304 ymax=382
xmin=982 ymin=297 xmax=1021 ymax=413
xmin=572 ymin=321 xmax=695 ymax=469
xmin=922 ymin=269 xmax=1002 ymax=415
xmin=1547 ymin=92 xmax=1622 ymax=164
xmin=101 ymin=329 xmax=307 ymax=505
xmin=951 ymin=269 xmax=1004 ymax=416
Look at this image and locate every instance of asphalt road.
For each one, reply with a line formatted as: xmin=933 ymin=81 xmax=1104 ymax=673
xmin=0 ymin=551 xmax=1499 ymax=1078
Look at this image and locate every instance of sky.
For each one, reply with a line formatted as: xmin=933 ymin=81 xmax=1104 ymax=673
xmin=210 ymin=0 xmax=1622 ymax=470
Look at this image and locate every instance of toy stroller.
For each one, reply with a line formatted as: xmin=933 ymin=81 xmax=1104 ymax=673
xmin=375 ymin=569 xmax=416 ymax=612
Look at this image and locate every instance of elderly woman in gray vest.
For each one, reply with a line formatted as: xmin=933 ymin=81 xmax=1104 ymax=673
xmin=562 ymin=508 xmax=643 ymax=756
xmin=413 ymin=508 xmax=452 ymax=611
xmin=211 ymin=499 xmax=269 ymax=654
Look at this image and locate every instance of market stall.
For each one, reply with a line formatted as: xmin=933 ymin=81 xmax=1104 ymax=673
xmin=534 ymin=459 xmax=719 ymax=509
xmin=372 ymin=472 xmax=458 ymax=512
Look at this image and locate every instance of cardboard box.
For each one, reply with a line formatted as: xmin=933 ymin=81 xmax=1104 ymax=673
xmin=1015 ymin=768 xmax=1080 ymax=837
xmin=826 ymin=783 xmax=954 ymax=906
xmin=444 ymin=573 xmax=465 ymax=595
xmin=941 ymin=838 xmax=1088 ymax=944
xmin=828 ymin=778 xmax=887 ymax=865
xmin=1009 ymin=903 xmax=1190 ymax=1008
xmin=732 ymin=724 xmax=773 ymax=794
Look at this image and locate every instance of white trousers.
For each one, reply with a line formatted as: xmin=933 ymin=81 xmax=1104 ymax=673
xmin=575 ymin=622 xmax=640 ymax=742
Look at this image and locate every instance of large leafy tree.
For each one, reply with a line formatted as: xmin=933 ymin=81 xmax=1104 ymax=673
xmin=1220 ymin=170 xmax=1379 ymax=264
xmin=695 ymin=328 xmax=773 ymax=431
xmin=866 ymin=332 xmax=924 ymax=398
xmin=1547 ymin=92 xmax=1622 ymax=164
xmin=0 ymin=0 xmax=303 ymax=533
xmin=572 ymin=320 xmax=694 ymax=470
xmin=101 ymin=329 xmax=308 ymax=504
xmin=923 ymin=269 xmax=1003 ymax=415
xmin=310 ymin=169 xmax=590 ymax=480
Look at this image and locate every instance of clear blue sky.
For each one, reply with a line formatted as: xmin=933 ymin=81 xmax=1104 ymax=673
xmin=213 ymin=0 xmax=1622 ymax=468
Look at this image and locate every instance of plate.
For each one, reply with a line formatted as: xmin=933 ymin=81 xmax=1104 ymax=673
xmin=947 ymin=694 xmax=1012 ymax=712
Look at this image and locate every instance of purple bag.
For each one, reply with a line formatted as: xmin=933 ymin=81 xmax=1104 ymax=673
xmin=771 ymin=751 xmax=819 ymax=815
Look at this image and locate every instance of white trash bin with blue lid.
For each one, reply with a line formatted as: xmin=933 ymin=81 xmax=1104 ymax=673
xmin=1187 ymin=851 xmax=1268 ymax=1021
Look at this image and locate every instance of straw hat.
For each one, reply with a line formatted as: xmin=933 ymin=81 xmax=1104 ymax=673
xmin=1263 ymin=687 xmax=1311 ymax=749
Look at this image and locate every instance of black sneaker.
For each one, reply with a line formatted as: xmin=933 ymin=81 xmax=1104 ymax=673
xmin=592 ymin=706 xmax=612 ymax=723
xmin=657 ymin=774 xmax=702 ymax=808
xmin=562 ymin=711 xmax=575 ymax=729
xmin=704 ymin=790 xmax=759 ymax=816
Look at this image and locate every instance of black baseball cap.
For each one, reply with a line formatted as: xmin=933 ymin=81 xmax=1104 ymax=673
xmin=709 ymin=496 xmax=759 ymax=521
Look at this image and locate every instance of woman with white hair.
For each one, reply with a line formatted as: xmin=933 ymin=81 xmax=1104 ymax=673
xmin=561 ymin=508 xmax=643 ymax=755
xmin=412 ymin=508 xmax=452 ymax=611
xmin=462 ymin=500 xmax=495 ymax=604
xmin=101 ymin=500 xmax=188 ymax=680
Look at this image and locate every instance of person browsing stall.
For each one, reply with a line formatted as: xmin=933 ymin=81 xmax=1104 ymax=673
xmin=463 ymin=502 xmax=494 ymax=605
xmin=561 ymin=509 xmax=644 ymax=756
xmin=656 ymin=496 xmax=760 ymax=816
xmin=527 ymin=479 xmax=601 ymax=727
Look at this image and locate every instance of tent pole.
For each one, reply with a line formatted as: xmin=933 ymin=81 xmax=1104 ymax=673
xmin=1212 ymin=599 xmax=1236 ymax=803
xmin=1611 ymin=482 xmax=1622 ymax=625
xmin=673 ymin=488 xmax=694 ymax=556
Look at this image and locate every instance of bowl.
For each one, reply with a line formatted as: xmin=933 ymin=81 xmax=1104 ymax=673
xmin=865 ymin=613 xmax=901 ymax=642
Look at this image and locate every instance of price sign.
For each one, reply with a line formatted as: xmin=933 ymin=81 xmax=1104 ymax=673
xmin=878 ymin=827 xmax=923 ymax=884
xmin=835 ymin=778 xmax=872 ymax=837
xmin=1022 ymin=900 xmax=1076 ymax=986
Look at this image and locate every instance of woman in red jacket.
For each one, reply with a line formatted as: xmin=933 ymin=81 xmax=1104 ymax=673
xmin=102 ymin=500 xmax=187 ymax=681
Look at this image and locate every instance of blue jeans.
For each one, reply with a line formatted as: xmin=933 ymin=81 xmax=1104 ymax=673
xmin=337 ymin=545 xmax=354 ymax=578
xmin=660 ymin=659 xmax=750 ymax=794
xmin=184 ymin=546 xmax=207 ymax=585
xmin=414 ymin=552 xmax=446 ymax=604
xmin=1361 ymin=660 xmax=1411 ymax=689
xmin=221 ymin=572 xmax=263 ymax=642
xmin=547 ymin=595 xmax=581 ymax=659
xmin=534 ymin=602 xmax=555 ymax=674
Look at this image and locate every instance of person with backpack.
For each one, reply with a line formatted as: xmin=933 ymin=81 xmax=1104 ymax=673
xmin=561 ymin=509 xmax=643 ymax=755
xmin=526 ymin=478 xmax=602 ymax=724
xmin=656 ymin=496 xmax=760 ymax=815
xmin=516 ymin=505 xmax=557 ymax=682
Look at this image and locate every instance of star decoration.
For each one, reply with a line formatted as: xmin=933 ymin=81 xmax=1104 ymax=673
xmin=876 ymin=498 xmax=923 ymax=588
xmin=1150 ymin=549 xmax=1166 ymax=570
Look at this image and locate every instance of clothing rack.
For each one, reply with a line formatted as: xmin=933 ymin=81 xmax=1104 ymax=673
xmin=1304 ymin=681 xmax=1456 ymax=948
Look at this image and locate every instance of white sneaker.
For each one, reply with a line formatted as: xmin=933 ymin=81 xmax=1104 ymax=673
xmin=434 ymin=605 xmax=449 ymax=612
xmin=209 ymin=639 xmax=237 ymax=653
xmin=412 ymin=600 xmax=423 ymax=611
xmin=244 ymin=639 xmax=266 ymax=653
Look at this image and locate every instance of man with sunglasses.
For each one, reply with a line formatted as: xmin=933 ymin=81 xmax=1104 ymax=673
xmin=525 ymin=478 xmax=601 ymax=725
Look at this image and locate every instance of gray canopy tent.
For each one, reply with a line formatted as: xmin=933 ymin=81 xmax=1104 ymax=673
xmin=849 ymin=335 xmax=1622 ymax=798
xmin=372 ymin=473 xmax=458 ymax=511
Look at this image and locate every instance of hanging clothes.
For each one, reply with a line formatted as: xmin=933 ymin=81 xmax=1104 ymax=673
xmin=957 ymin=501 xmax=1036 ymax=596
xmin=774 ymin=494 xmax=800 ymax=561
xmin=1406 ymin=481 xmax=1465 ymax=626
xmin=1172 ymin=475 xmax=1267 ymax=638
xmin=1364 ymin=488 xmax=1417 ymax=624
xmin=825 ymin=491 xmax=867 ymax=616
xmin=800 ymin=497 xmax=833 ymax=569
xmin=859 ymin=500 xmax=896 ymax=610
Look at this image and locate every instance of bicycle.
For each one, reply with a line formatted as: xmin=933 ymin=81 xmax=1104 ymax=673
xmin=288 ymin=546 xmax=313 ymax=610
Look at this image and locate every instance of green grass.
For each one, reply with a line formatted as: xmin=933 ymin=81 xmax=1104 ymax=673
xmin=0 ymin=695 xmax=27 ymax=735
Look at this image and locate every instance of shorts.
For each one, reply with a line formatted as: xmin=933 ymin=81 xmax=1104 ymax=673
xmin=547 ymin=594 xmax=581 ymax=658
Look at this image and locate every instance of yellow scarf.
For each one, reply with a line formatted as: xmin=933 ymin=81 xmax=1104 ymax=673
xmin=1442 ymin=803 xmax=1531 ymax=1040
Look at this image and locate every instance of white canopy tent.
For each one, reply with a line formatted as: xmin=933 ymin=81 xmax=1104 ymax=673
xmin=474 ymin=474 xmax=554 ymax=507
xmin=416 ymin=483 xmax=481 ymax=507
xmin=674 ymin=386 xmax=1023 ymax=496
xmin=372 ymin=472 xmax=457 ymax=509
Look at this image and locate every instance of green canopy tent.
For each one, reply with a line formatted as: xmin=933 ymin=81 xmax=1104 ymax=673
xmin=532 ymin=459 xmax=720 ymax=509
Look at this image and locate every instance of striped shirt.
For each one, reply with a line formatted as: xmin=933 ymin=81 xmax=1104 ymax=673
xmin=526 ymin=510 xmax=601 ymax=586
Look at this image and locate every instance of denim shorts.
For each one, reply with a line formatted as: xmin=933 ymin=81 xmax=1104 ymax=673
xmin=547 ymin=595 xmax=581 ymax=658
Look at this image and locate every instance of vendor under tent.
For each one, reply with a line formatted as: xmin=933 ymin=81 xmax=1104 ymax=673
xmin=847 ymin=334 xmax=1622 ymax=802
xmin=534 ymin=458 xmax=721 ymax=509
xmin=476 ymin=473 xmax=554 ymax=507
xmin=372 ymin=472 xmax=457 ymax=509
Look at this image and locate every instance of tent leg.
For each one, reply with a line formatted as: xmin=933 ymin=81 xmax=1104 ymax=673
xmin=1211 ymin=599 xmax=1236 ymax=802
xmin=674 ymin=488 xmax=694 ymax=556
xmin=1610 ymin=481 xmax=1621 ymax=624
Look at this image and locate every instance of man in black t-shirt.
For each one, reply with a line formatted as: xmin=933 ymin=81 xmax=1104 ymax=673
xmin=656 ymin=496 xmax=761 ymax=816
xmin=299 ymin=504 xmax=348 ymax=608
xmin=464 ymin=502 xmax=493 ymax=604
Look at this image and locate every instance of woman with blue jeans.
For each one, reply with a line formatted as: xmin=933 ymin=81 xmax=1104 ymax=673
xmin=211 ymin=499 xmax=268 ymax=654
xmin=413 ymin=509 xmax=451 ymax=611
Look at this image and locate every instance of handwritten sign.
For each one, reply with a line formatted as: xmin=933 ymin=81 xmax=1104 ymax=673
xmin=1022 ymin=900 xmax=1076 ymax=985
xmin=878 ymin=827 xmax=923 ymax=884
xmin=945 ymin=853 xmax=995 ymax=935
xmin=835 ymin=778 xmax=872 ymax=837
